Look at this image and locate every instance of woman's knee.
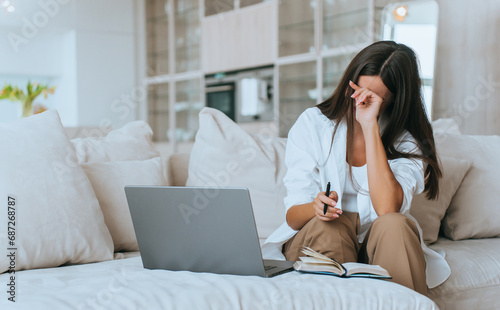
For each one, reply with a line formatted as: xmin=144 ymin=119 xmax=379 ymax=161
xmin=372 ymin=212 xmax=417 ymax=235
xmin=302 ymin=214 xmax=357 ymax=239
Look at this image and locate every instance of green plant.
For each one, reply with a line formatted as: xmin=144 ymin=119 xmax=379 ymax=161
xmin=0 ymin=81 xmax=56 ymax=117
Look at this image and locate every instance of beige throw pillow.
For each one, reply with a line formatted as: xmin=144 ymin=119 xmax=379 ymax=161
xmin=410 ymin=156 xmax=472 ymax=245
xmin=81 ymin=157 xmax=166 ymax=252
xmin=0 ymin=110 xmax=114 ymax=273
xmin=436 ymin=133 xmax=500 ymax=240
xmin=186 ymin=107 xmax=287 ymax=239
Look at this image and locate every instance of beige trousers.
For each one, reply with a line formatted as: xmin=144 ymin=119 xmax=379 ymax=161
xmin=283 ymin=211 xmax=428 ymax=296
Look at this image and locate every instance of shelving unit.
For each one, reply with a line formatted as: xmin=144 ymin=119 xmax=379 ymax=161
xmin=276 ymin=0 xmax=396 ymax=137
xmin=204 ymin=0 xmax=267 ymax=16
xmin=145 ymin=0 xmax=204 ymax=150
xmin=146 ymin=3 xmax=169 ymax=76
xmin=278 ymin=61 xmax=316 ymax=136
xmin=322 ymin=52 xmax=357 ymax=99
xmin=147 ymin=82 xmax=170 ymax=142
xmin=174 ymin=1 xmax=201 ymax=73
xmin=174 ymin=78 xmax=202 ymax=141
xmin=240 ymin=0 xmax=264 ymax=8
xmin=144 ymin=0 xmax=410 ymax=150
xmin=278 ymin=1 xmax=315 ymax=57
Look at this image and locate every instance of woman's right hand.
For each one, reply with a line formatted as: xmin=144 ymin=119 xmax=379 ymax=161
xmin=313 ymin=191 xmax=342 ymax=221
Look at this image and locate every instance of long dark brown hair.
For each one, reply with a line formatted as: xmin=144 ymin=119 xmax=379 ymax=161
xmin=317 ymin=40 xmax=441 ymax=200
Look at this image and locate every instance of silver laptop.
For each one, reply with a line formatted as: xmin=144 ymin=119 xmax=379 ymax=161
xmin=124 ymin=186 xmax=294 ymax=277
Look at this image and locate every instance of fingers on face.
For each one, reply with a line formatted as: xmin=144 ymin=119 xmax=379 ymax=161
xmin=357 ymin=89 xmax=372 ymax=105
xmin=349 ymin=80 xmax=360 ymax=91
xmin=351 ymin=88 xmax=363 ymax=100
xmin=351 ymin=84 xmax=383 ymax=106
xmin=350 ymin=85 xmax=372 ymax=106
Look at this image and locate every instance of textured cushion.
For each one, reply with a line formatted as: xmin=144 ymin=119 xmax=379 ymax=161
xmin=429 ymin=237 xmax=500 ymax=309
xmin=81 ymin=157 xmax=166 ymax=252
xmin=410 ymin=156 xmax=472 ymax=245
xmin=186 ymin=107 xmax=287 ymax=239
xmin=71 ymin=120 xmax=159 ymax=164
xmin=0 ymin=110 xmax=114 ymax=273
xmin=436 ymin=133 xmax=500 ymax=240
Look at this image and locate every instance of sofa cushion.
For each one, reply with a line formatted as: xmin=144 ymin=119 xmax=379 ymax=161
xmin=186 ymin=107 xmax=287 ymax=239
xmin=410 ymin=156 xmax=472 ymax=245
xmin=3 ymin=252 xmax=438 ymax=309
xmin=71 ymin=120 xmax=159 ymax=164
xmin=0 ymin=110 xmax=114 ymax=273
xmin=431 ymin=118 xmax=461 ymax=135
xmin=81 ymin=157 xmax=166 ymax=252
xmin=168 ymin=153 xmax=190 ymax=186
xmin=429 ymin=237 xmax=500 ymax=309
xmin=436 ymin=133 xmax=500 ymax=240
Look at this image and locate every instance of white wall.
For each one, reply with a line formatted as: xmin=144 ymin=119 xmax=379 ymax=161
xmin=0 ymin=0 xmax=139 ymax=129
xmin=0 ymin=0 xmax=77 ymax=124
xmin=52 ymin=30 xmax=78 ymax=125
xmin=0 ymin=28 xmax=67 ymax=122
xmin=433 ymin=0 xmax=500 ymax=135
xmin=73 ymin=0 xmax=138 ymax=128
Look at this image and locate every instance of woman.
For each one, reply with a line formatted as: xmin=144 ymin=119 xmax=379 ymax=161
xmin=261 ymin=41 xmax=451 ymax=296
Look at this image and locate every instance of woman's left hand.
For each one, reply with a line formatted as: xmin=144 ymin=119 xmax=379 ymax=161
xmin=349 ymin=80 xmax=383 ymax=128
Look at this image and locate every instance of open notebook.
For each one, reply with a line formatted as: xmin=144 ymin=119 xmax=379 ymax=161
xmin=293 ymin=246 xmax=391 ymax=279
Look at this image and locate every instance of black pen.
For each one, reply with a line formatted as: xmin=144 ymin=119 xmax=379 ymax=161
xmin=323 ymin=182 xmax=331 ymax=215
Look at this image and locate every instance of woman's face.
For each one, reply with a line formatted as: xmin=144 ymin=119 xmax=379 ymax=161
xmin=356 ymin=75 xmax=393 ymax=117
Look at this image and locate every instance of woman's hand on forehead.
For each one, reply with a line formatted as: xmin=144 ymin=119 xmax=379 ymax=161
xmin=349 ymin=80 xmax=384 ymax=128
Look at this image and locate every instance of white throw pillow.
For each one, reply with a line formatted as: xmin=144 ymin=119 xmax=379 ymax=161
xmin=81 ymin=157 xmax=166 ymax=252
xmin=71 ymin=120 xmax=159 ymax=164
xmin=186 ymin=107 xmax=287 ymax=239
xmin=410 ymin=156 xmax=472 ymax=245
xmin=0 ymin=110 xmax=114 ymax=273
xmin=436 ymin=133 xmax=500 ymax=240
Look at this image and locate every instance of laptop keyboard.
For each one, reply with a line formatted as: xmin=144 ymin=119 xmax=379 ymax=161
xmin=264 ymin=265 xmax=276 ymax=271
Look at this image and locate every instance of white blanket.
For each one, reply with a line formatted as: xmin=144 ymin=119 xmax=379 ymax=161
xmin=0 ymin=253 xmax=437 ymax=310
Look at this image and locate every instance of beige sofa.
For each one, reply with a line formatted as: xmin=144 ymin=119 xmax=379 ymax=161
xmin=167 ymin=151 xmax=500 ymax=310
xmin=164 ymin=107 xmax=500 ymax=310
xmin=0 ymin=110 xmax=438 ymax=310
xmin=1 ymin=108 xmax=498 ymax=309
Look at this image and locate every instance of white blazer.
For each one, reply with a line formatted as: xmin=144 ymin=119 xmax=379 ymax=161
xmin=261 ymin=107 xmax=451 ymax=289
